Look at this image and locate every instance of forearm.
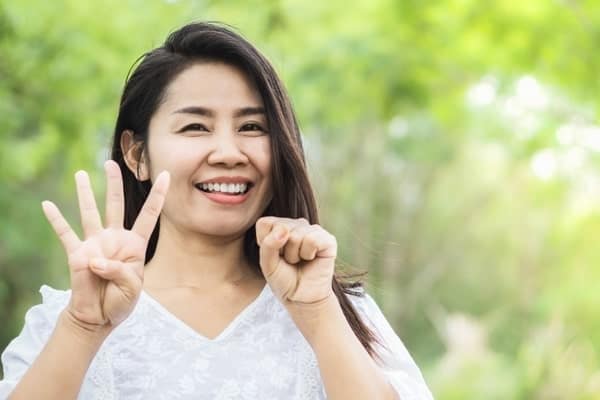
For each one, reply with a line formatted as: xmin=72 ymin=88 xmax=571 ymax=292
xmin=9 ymin=310 xmax=110 ymax=400
xmin=288 ymin=297 xmax=398 ymax=400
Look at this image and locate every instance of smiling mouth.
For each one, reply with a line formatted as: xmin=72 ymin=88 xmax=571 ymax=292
xmin=194 ymin=182 xmax=253 ymax=196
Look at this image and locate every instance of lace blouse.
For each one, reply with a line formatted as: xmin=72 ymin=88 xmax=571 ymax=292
xmin=0 ymin=284 xmax=433 ymax=399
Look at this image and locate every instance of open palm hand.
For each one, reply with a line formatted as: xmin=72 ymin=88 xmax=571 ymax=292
xmin=42 ymin=161 xmax=169 ymax=331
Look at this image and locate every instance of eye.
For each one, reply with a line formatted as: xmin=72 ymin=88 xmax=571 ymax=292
xmin=239 ymin=123 xmax=267 ymax=134
xmin=178 ymin=123 xmax=209 ymax=133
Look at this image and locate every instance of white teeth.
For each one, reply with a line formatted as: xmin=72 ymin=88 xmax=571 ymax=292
xmin=198 ymin=182 xmax=250 ymax=194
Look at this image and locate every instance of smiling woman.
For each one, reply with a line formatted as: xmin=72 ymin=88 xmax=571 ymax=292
xmin=0 ymin=22 xmax=432 ymax=399
xmin=120 ymin=62 xmax=274 ymax=247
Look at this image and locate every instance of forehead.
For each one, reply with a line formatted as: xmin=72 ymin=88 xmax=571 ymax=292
xmin=160 ymin=62 xmax=264 ymax=111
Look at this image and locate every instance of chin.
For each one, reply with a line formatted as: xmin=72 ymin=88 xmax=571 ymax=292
xmin=194 ymin=219 xmax=254 ymax=238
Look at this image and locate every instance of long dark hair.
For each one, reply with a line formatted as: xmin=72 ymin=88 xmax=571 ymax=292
xmin=110 ymin=22 xmax=381 ymax=357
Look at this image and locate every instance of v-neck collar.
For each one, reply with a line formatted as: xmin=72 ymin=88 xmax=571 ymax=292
xmin=139 ymin=283 xmax=272 ymax=344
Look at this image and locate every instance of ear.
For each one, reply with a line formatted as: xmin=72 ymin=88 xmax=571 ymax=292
xmin=120 ymin=130 xmax=150 ymax=181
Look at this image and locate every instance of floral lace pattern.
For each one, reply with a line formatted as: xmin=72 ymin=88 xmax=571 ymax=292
xmin=0 ymin=285 xmax=432 ymax=399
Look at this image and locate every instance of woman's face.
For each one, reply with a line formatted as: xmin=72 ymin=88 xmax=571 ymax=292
xmin=143 ymin=62 xmax=272 ymax=238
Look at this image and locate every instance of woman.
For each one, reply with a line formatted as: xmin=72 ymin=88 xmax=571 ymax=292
xmin=0 ymin=22 xmax=432 ymax=399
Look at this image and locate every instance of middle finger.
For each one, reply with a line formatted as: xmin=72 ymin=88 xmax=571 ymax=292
xmin=75 ymin=170 xmax=103 ymax=237
xmin=104 ymin=160 xmax=124 ymax=228
xmin=283 ymin=224 xmax=321 ymax=264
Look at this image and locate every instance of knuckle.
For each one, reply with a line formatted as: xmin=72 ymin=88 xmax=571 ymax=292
xmin=306 ymin=235 xmax=320 ymax=247
xmin=255 ymin=220 xmax=267 ymax=232
xmin=260 ymin=235 xmax=274 ymax=248
xmin=82 ymin=201 xmax=96 ymax=211
xmin=143 ymin=202 xmax=161 ymax=218
xmin=68 ymin=253 xmax=85 ymax=268
xmin=288 ymin=231 xmax=302 ymax=243
xmin=109 ymin=190 xmax=123 ymax=201
xmin=257 ymin=216 xmax=273 ymax=228
xmin=150 ymin=190 xmax=166 ymax=203
xmin=56 ymin=224 xmax=71 ymax=238
xmin=305 ymin=229 xmax=320 ymax=240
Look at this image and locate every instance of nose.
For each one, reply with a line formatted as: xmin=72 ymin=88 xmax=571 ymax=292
xmin=206 ymin=130 xmax=249 ymax=168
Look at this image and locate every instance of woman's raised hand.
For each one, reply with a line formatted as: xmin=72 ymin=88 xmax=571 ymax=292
xmin=42 ymin=160 xmax=170 ymax=333
xmin=256 ymin=217 xmax=337 ymax=307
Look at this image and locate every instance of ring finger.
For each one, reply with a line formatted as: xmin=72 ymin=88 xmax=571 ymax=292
xmin=282 ymin=224 xmax=321 ymax=264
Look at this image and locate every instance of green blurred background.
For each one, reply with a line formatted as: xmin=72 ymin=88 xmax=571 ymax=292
xmin=1 ymin=0 xmax=599 ymax=398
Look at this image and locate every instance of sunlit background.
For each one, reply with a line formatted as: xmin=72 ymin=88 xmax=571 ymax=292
xmin=1 ymin=1 xmax=599 ymax=398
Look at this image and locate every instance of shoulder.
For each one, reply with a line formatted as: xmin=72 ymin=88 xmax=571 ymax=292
xmin=6 ymin=285 xmax=71 ymax=350
xmin=0 ymin=285 xmax=71 ymax=396
xmin=343 ymin=288 xmax=435 ymax=399
xmin=38 ymin=284 xmax=71 ymax=307
xmin=32 ymin=285 xmax=71 ymax=322
xmin=343 ymin=286 xmax=382 ymax=323
xmin=16 ymin=285 xmax=71 ymax=343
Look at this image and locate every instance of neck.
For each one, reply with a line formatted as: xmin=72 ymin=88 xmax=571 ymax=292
xmin=143 ymin=219 xmax=261 ymax=291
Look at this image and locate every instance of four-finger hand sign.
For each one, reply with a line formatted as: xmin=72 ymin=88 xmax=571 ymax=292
xmin=42 ymin=161 xmax=170 ymax=330
xmin=256 ymin=217 xmax=336 ymax=306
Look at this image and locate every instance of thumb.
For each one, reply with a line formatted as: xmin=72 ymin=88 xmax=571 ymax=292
xmin=89 ymin=258 xmax=142 ymax=297
xmin=258 ymin=224 xmax=289 ymax=278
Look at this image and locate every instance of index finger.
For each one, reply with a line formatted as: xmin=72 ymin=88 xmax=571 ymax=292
xmin=131 ymin=171 xmax=170 ymax=241
xmin=256 ymin=217 xmax=306 ymax=245
xmin=256 ymin=216 xmax=278 ymax=245
xmin=42 ymin=201 xmax=81 ymax=254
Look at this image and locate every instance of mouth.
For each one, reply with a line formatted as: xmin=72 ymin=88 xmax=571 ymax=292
xmin=194 ymin=182 xmax=254 ymax=196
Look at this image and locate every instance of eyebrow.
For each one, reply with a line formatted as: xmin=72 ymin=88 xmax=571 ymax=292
xmin=172 ymin=106 xmax=266 ymax=118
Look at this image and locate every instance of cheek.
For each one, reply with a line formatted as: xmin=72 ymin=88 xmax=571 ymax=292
xmin=148 ymin=138 xmax=202 ymax=172
xmin=258 ymin=142 xmax=273 ymax=200
xmin=239 ymin=137 xmax=271 ymax=173
xmin=251 ymin=137 xmax=272 ymax=175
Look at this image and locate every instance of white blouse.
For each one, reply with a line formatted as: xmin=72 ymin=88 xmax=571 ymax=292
xmin=0 ymin=284 xmax=433 ymax=399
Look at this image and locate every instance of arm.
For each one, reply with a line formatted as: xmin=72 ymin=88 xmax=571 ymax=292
xmin=2 ymin=163 xmax=169 ymax=399
xmin=288 ymin=297 xmax=398 ymax=400
xmin=255 ymin=217 xmax=432 ymax=399
xmin=7 ymin=311 xmax=110 ymax=400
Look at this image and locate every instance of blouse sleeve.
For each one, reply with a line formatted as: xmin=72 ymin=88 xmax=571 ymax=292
xmin=349 ymin=291 xmax=434 ymax=400
xmin=0 ymin=285 xmax=69 ymax=399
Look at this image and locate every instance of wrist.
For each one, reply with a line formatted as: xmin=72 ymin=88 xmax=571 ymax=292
xmin=58 ymin=309 xmax=112 ymax=346
xmin=285 ymin=293 xmax=344 ymax=345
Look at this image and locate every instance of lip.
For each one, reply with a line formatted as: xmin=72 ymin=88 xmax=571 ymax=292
xmin=198 ymin=176 xmax=254 ymax=184
xmin=194 ymin=176 xmax=255 ymax=206
xmin=196 ymin=184 xmax=253 ymax=205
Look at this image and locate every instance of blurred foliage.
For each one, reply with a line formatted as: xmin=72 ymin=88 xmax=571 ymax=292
xmin=1 ymin=0 xmax=600 ymax=398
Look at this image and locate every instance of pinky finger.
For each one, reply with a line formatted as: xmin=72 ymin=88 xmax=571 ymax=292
xmin=42 ymin=201 xmax=81 ymax=254
xmin=300 ymin=230 xmax=337 ymax=260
